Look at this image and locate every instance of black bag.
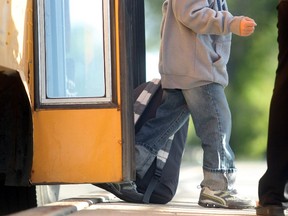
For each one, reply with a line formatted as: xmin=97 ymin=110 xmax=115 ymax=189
xmin=95 ymin=79 xmax=188 ymax=204
xmin=133 ymin=79 xmax=188 ymax=204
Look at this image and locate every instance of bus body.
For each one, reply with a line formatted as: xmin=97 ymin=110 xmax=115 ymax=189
xmin=0 ymin=0 xmax=146 ymax=212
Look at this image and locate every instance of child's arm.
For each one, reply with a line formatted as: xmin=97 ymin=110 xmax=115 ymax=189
xmin=171 ymin=0 xmax=256 ymax=36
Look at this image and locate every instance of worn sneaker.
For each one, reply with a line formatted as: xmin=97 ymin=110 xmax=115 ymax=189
xmin=256 ymin=205 xmax=285 ymax=216
xmin=94 ymin=181 xmax=144 ymax=203
xmin=198 ymin=187 xmax=255 ymax=209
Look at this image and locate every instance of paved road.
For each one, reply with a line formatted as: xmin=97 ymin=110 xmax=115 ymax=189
xmin=58 ymin=160 xmax=267 ymax=203
xmin=13 ymin=160 xmax=288 ymax=216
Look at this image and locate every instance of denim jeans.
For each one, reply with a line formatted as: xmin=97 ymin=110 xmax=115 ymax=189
xmin=135 ymin=83 xmax=236 ymax=190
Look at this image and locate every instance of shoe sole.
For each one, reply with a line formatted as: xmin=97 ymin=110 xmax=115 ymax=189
xmin=198 ymin=200 xmax=254 ymax=209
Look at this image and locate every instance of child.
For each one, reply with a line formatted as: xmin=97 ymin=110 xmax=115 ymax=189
xmin=135 ymin=0 xmax=257 ymax=209
xmin=97 ymin=0 xmax=257 ymax=209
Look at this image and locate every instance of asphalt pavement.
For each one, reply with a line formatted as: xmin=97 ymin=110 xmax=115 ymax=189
xmin=57 ymin=160 xmax=267 ymax=203
xmin=12 ymin=160 xmax=283 ymax=216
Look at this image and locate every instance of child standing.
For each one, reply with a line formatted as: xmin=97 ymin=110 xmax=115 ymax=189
xmin=135 ymin=0 xmax=257 ymax=209
xmin=97 ymin=0 xmax=257 ymax=209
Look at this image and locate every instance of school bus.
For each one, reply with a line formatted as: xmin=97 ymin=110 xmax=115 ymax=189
xmin=0 ymin=0 xmax=146 ymax=213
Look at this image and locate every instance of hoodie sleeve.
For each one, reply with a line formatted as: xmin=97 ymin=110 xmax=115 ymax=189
xmin=171 ymin=0 xmax=243 ymax=35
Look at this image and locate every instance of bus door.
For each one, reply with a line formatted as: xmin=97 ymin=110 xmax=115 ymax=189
xmin=31 ymin=0 xmax=139 ymax=184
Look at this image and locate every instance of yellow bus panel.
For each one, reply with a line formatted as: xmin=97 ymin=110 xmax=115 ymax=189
xmin=32 ymin=109 xmax=123 ymax=183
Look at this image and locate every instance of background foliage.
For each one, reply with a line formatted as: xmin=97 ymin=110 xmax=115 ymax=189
xmin=144 ymin=0 xmax=278 ymax=159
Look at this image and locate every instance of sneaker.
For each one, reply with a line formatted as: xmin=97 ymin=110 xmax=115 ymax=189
xmin=198 ymin=187 xmax=255 ymax=209
xmin=94 ymin=181 xmax=144 ymax=203
xmin=256 ymin=205 xmax=285 ymax=216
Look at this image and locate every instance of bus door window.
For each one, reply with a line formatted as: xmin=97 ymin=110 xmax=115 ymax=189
xmin=36 ymin=0 xmax=112 ymax=106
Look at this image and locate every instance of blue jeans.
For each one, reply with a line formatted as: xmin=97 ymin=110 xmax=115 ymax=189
xmin=135 ymin=83 xmax=236 ymax=190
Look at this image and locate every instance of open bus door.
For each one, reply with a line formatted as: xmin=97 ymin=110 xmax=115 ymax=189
xmin=0 ymin=0 xmax=146 ymax=213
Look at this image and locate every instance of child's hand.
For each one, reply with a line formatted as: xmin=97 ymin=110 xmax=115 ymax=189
xmin=240 ymin=17 xmax=257 ymax=36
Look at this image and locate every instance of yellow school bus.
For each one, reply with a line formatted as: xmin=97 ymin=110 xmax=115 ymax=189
xmin=0 ymin=0 xmax=146 ymax=213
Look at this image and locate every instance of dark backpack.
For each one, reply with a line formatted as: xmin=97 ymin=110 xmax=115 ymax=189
xmin=133 ymin=79 xmax=188 ymax=204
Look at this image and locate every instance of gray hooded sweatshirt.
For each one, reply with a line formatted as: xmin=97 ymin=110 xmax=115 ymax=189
xmin=159 ymin=0 xmax=243 ymax=89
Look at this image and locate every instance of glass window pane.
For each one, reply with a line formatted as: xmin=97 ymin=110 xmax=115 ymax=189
xmin=44 ymin=0 xmax=105 ymax=98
